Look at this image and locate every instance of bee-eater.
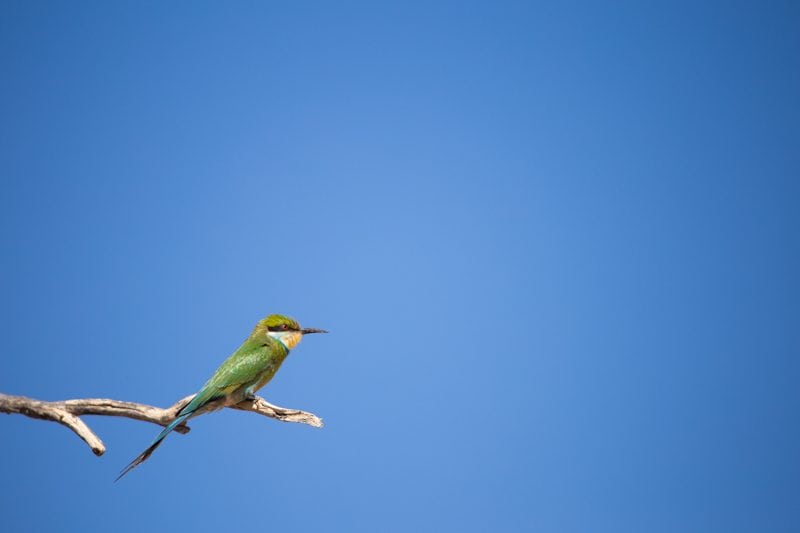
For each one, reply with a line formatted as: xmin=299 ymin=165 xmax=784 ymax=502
xmin=116 ymin=314 xmax=327 ymax=480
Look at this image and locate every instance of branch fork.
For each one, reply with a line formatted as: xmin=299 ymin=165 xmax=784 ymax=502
xmin=0 ymin=392 xmax=323 ymax=456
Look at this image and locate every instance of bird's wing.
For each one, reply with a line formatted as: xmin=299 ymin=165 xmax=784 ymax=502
xmin=117 ymin=338 xmax=281 ymax=481
xmin=183 ymin=339 xmax=273 ymax=412
xmin=211 ymin=339 xmax=279 ymax=390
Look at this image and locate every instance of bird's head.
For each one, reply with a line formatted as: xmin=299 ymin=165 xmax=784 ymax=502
xmin=253 ymin=314 xmax=327 ymax=350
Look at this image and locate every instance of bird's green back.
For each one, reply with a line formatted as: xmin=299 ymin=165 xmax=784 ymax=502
xmin=185 ymin=333 xmax=289 ymax=412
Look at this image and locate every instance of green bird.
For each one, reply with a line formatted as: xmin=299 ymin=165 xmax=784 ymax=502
xmin=116 ymin=314 xmax=327 ymax=480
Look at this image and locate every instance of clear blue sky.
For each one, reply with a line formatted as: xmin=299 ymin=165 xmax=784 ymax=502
xmin=1 ymin=2 xmax=798 ymax=532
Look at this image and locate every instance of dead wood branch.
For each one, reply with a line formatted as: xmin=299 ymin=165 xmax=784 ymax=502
xmin=0 ymin=392 xmax=323 ymax=456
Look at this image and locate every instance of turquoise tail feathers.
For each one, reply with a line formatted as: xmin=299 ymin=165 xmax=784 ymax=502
xmin=115 ymin=398 xmax=206 ymax=482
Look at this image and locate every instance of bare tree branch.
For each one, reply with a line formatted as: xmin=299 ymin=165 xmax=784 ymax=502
xmin=0 ymin=392 xmax=323 ymax=456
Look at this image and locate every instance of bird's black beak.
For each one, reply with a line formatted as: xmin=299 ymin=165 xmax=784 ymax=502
xmin=301 ymin=327 xmax=328 ymax=335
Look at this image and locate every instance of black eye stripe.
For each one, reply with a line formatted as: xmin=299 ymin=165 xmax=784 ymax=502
xmin=268 ymin=325 xmax=296 ymax=332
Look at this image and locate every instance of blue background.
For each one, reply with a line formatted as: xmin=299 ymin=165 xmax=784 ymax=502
xmin=1 ymin=2 xmax=798 ymax=532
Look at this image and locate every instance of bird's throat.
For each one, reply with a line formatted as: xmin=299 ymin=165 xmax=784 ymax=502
xmin=269 ymin=331 xmax=302 ymax=350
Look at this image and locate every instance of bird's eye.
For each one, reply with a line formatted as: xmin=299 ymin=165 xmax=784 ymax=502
xmin=281 ymin=324 xmax=289 ymax=331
